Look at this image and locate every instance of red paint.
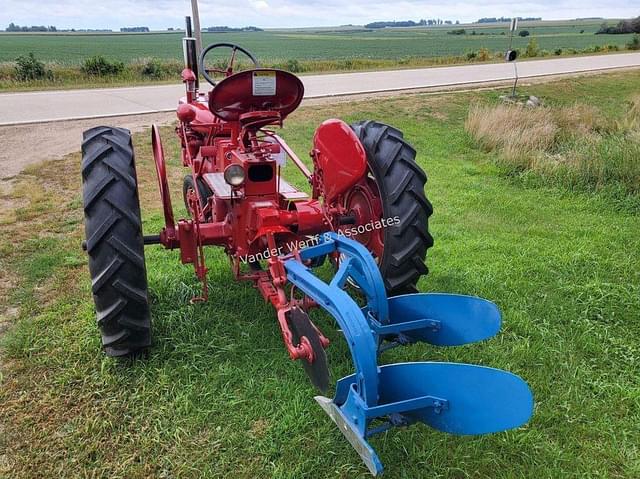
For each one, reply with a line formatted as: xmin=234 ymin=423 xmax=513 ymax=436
xmin=149 ymin=57 xmax=384 ymax=363
xmin=312 ymin=119 xmax=367 ymax=204
xmin=208 ymin=69 xmax=304 ymax=122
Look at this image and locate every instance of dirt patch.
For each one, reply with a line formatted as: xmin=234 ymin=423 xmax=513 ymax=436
xmin=0 ymin=112 xmax=175 ymax=180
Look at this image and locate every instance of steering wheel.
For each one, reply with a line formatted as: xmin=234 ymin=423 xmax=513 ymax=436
xmin=198 ymin=43 xmax=260 ymax=86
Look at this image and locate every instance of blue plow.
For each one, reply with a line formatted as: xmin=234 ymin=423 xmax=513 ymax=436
xmin=284 ymin=233 xmax=533 ymax=475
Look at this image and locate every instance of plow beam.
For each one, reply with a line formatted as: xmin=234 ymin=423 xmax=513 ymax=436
xmin=285 ymin=233 xmax=533 ymax=476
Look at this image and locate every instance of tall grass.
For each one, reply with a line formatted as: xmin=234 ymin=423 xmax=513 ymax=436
xmin=465 ymin=96 xmax=640 ymax=199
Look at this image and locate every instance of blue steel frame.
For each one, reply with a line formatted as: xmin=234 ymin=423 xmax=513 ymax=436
xmin=284 ymin=232 xmax=534 ymax=476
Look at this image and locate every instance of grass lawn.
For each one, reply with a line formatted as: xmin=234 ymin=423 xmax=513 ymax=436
xmin=0 ymin=71 xmax=639 ymax=478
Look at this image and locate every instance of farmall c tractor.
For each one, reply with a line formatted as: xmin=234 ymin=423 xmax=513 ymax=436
xmin=81 ymin=23 xmax=533 ymax=475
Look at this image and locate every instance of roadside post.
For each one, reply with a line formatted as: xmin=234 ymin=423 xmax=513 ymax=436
xmin=505 ymin=17 xmax=519 ymax=98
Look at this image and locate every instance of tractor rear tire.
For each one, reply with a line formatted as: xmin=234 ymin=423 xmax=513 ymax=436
xmin=81 ymin=126 xmax=151 ymax=357
xmin=350 ymin=120 xmax=434 ymax=296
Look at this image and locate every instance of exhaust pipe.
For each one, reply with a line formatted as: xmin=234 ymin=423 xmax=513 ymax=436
xmin=183 ymin=16 xmax=199 ymax=90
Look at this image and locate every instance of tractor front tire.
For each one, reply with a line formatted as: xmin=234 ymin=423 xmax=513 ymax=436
xmin=183 ymin=174 xmax=212 ymax=219
xmin=350 ymin=120 xmax=434 ymax=296
xmin=82 ymin=126 xmax=151 ymax=357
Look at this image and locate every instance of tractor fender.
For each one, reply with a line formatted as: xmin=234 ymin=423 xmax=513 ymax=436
xmin=312 ymin=119 xmax=367 ymax=204
xmin=151 ymin=125 xmax=176 ymax=245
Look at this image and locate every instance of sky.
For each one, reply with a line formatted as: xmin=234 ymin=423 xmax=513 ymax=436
xmin=0 ymin=0 xmax=637 ymax=30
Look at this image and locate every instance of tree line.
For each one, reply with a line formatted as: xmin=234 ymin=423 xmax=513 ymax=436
xmin=204 ymin=26 xmax=263 ymax=32
xmin=6 ymin=23 xmax=57 ymax=32
xmin=476 ymin=17 xmax=542 ymax=23
xmin=597 ymin=17 xmax=640 ymax=34
xmin=365 ymin=19 xmax=457 ymax=28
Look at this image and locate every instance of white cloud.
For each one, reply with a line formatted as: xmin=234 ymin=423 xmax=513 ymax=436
xmin=250 ymin=0 xmax=270 ymax=12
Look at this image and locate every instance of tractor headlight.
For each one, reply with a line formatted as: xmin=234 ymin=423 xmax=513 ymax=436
xmin=224 ymin=164 xmax=245 ymax=187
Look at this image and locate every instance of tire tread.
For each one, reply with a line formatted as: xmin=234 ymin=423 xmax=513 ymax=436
xmin=350 ymin=120 xmax=434 ymax=295
xmin=82 ymin=126 xmax=151 ymax=357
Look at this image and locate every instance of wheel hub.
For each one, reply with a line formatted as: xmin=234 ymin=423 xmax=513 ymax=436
xmin=343 ymin=176 xmax=384 ymax=259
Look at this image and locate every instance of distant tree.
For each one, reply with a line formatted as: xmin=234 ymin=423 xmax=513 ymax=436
xmin=120 ymin=26 xmax=150 ymax=33
xmin=204 ymin=25 xmax=263 ymax=32
xmin=477 ymin=16 xmax=541 ymax=23
xmin=6 ymin=22 xmax=57 ymax=32
xmin=519 ymin=30 xmax=530 ymax=37
xmin=597 ymin=16 xmax=640 ymax=34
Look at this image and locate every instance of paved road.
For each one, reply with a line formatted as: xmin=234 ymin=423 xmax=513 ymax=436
xmin=1 ymin=52 xmax=639 ymax=126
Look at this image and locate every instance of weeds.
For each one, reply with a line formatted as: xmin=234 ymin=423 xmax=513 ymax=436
xmin=465 ymin=97 xmax=640 ymax=198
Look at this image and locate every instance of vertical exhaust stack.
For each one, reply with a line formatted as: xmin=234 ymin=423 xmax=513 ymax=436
xmin=183 ymin=16 xmax=199 ymax=92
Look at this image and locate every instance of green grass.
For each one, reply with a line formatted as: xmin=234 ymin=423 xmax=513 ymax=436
xmin=1 ymin=71 xmax=639 ymax=478
xmin=0 ymin=19 xmax=636 ymax=91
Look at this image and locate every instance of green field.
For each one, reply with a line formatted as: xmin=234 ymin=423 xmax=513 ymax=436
xmin=0 ymin=19 xmax=635 ymax=65
xmin=0 ymin=19 xmax=636 ymax=91
xmin=1 ymin=71 xmax=639 ymax=478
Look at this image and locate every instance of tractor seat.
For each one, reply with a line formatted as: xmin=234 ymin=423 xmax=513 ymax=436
xmin=208 ymin=69 xmax=304 ymax=122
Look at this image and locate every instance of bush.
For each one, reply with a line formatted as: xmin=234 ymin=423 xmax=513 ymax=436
xmin=466 ymin=51 xmax=477 ymax=60
xmin=81 ymin=55 xmax=125 ymax=76
xmin=141 ymin=58 xmax=168 ymax=79
xmin=447 ymin=29 xmax=466 ymax=35
xmin=525 ymin=38 xmax=539 ymax=57
xmin=555 ymin=48 xmax=563 ymax=56
xmin=285 ymin=59 xmax=303 ymax=73
xmin=14 ymin=52 xmax=52 ymax=81
xmin=519 ymin=30 xmax=530 ymax=37
xmin=628 ymin=34 xmax=640 ymax=50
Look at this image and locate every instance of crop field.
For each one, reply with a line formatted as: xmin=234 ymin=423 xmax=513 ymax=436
xmin=1 ymin=71 xmax=639 ymax=478
xmin=0 ymin=19 xmax=635 ymax=65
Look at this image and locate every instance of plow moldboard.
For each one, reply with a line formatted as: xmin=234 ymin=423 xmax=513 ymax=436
xmin=386 ymin=293 xmax=502 ymax=346
xmin=377 ymin=362 xmax=534 ymax=435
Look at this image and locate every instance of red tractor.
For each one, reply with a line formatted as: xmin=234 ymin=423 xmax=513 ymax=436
xmin=81 ymin=24 xmax=532 ymax=475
